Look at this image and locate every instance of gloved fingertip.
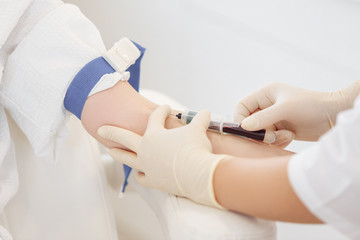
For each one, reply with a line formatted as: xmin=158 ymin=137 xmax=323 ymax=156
xmin=284 ymin=131 xmax=295 ymax=141
xmin=281 ymin=131 xmax=295 ymax=142
xmin=241 ymin=116 xmax=259 ymax=130
xmin=108 ymin=148 xmax=117 ymax=158
xmin=263 ymin=131 xmax=276 ymax=144
xmin=192 ymin=109 xmax=211 ymax=130
xmin=148 ymin=105 xmax=172 ymax=130
xmin=135 ymin=172 xmax=147 ymax=186
xmin=200 ymin=109 xmax=211 ymax=120
xmin=158 ymin=104 xmax=171 ymax=115
xmin=274 ymin=130 xmax=295 ymax=146
xmin=234 ymin=113 xmax=245 ymax=123
xmin=97 ymin=126 xmax=110 ymax=138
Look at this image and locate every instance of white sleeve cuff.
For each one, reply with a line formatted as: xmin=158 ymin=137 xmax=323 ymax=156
xmin=288 ymin=98 xmax=360 ymax=239
xmin=288 ymin=147 xmax=324 ymax=212
xmin=0 ymin=3 xmax=106 ymax=157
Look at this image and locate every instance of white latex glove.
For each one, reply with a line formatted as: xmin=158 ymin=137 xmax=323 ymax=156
xmin=235 ymin=81 xmax=360 ymax=144
xmin=98 ymin=105 xmax=228 ymax=209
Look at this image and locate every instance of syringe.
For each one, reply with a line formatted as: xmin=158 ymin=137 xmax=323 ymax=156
xmin=175 ymin=110 xmax=265 ymax=141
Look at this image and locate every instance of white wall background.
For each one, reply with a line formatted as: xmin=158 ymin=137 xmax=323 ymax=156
xmin=65 ymin=0 xmax=360 ymax=239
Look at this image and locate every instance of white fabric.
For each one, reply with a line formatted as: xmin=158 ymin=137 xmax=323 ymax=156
xmin=103 ymin=37 xmax=140 ymax=73
xmin=0 ymin=0 xmax=61 ymax=67
xmin=0 ymin=225 xmax=12 ymax=240
xmin=0 ymin=0 xmax=117 ymax=238
xmin=2 ymin=114 xmax=118 ymax=240
xmin=88 ymin=72 xmax=129 ymax=97
xmin=0 ymin=1 xmax=105 ymax=157
xmin=288 ymin=97 xmax=360 ymax=239
xmin=0 ymin=0 xmax=33 ymax=51
xmin=130 ymin=174 xmax=276 ymax=240
xmin=89 ymin=37 xmax=140 ymax=97
xmin=0 ymin=109 xmax=17 ymax=239
xmin=0 ymin=0 xmax=37 ymax=236
xmin=0 ymin=109 xmax=17 ymax=213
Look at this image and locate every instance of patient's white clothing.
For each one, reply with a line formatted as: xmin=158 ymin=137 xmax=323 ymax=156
xmin=0 ymin=0 xmax=119 ymax=238
xmin=288 ymin=97 xmax=360 ymax=239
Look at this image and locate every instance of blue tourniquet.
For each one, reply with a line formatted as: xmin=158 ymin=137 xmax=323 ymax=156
xmin=64 ymin=41 xmax=145 ymax=192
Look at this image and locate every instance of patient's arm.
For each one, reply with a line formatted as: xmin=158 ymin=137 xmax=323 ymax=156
xmin=81 ymin=81 xmax=318 ymax=223
xmin=81 ymin=81 xmax=291 ymax=158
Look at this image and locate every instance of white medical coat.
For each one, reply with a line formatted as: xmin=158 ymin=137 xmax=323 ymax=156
xmin=289 ymin=97 xmax=360 ymax=239
xmin=0 ymin=0 xmax=118 ymax=239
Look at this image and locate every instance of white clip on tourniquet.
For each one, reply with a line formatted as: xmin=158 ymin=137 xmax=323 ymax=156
xmin=103 ymin=37 xmax=141 ymax=73
xmin=88 ymin=38 xmax=141 ymax=96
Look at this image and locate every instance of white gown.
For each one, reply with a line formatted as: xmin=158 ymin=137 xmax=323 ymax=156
xmin=0 ymin=0 xmax=119 ymax=238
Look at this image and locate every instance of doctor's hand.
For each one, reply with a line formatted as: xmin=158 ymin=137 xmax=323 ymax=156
xmin=98 ymin=105 xmax=228 ymax=209
xmin=235 ymin=81 xmax=360 ymax=143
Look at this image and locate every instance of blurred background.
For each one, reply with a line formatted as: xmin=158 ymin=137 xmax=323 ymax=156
xmin=65 ymin=0 xmax=360 ymax=239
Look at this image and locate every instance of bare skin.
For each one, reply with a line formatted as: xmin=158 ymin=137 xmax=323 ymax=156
xmin=214 ymin=155 xmax=322 ymax=223
xmin=81 ymin=81 xmax=319 ymax=223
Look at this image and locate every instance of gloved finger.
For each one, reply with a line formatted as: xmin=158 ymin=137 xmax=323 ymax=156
xmin=234 ymin=114 xmax=246 ymax=124
xmin=189 ymin=110 xmax=211 ymax=132
xmin=135 ymin=172 xmax=150 ymax=188
xmin=109 ymin=148 xmax=142 ymax=171
xmin=241 ymin=104 xmax=285 ymax=131
xmin=272 ymin=130 xmax=295 ymax=148
xmin=234 ymin=102 xmax=252 ymax=123
xmin=98 ymin=125 xmax=141 ymax=152
xmin=339 ymin=80 xmax=360 ymax=98
xmin=147 ymin=105 xmax=171 ymax=132
xmin=263 ymin=129 xmax=276 ymax=144
xmin=234 ymin=90 xmax=273 ymax=123
xmin=235 ymin=108 xmax=263 ymax=124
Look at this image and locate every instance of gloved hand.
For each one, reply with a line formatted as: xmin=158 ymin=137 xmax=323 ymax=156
xmin=235 ymin=81 xmax=360 ymax=144
xmin=98 ymin=105 xmax=228 ymax=209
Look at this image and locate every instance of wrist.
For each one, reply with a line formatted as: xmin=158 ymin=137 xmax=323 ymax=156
xmin=212 ymin=156 xmax=235 ymax=207
xmin=182 ymin=152 xmax=229 ymax=209
xmin=321 ymin=81 xmax=360 ymax=127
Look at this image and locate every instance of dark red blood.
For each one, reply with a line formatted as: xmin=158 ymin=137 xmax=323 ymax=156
xmin=222 ymin=126 xmax=265 ymax=141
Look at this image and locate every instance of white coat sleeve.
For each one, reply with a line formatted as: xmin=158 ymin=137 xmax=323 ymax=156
xmin=0 ymin=1 xmax=44 ymax=237
xmin=0 ymin=0 xmax=107 ymax=156
xmin=288 ymin=97 xmax=360 ymax=239
xmin=0 ymin=0 xmax=33 ymax=50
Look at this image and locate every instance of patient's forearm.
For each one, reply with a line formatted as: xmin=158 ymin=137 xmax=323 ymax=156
xmin=213 ymin=155 xmax=322 ymax=223
xmin=81 ymin=82 xmax=315 ymax=223
xmin=81 ymin=81 xmax=291 ymax=158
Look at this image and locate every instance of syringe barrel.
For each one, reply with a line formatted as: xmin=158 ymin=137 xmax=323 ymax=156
xmin=180 ymin=110 xmax=224 ymax=126
xmin=180 ymin=110 xmax=198 ymax=125
xmin=179 ymin=110 xmax=265 ymax=141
